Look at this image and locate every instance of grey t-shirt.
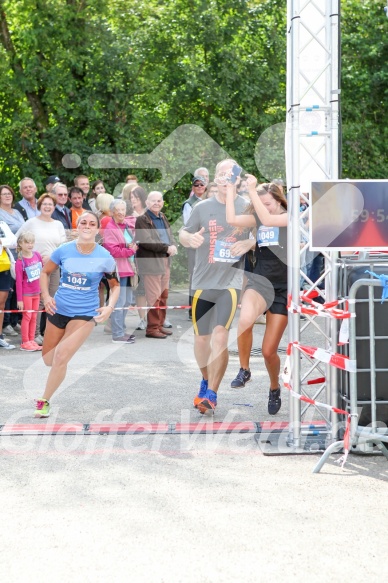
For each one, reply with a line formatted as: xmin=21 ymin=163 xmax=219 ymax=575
xmin=183 ymin=196 xmax=249 ymax=290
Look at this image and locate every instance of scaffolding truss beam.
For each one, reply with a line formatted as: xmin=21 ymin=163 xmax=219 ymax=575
xmin=286 ymin=0 xmax=340 ymax=447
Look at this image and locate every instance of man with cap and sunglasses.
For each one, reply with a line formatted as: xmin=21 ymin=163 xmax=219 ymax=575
xmin=182 ymin=176 xmax=207 ymax=319
xmin=181 ymin=176 xmax=207 ymax=225
xmin=45 ymin=175 xmax=61 ymax=193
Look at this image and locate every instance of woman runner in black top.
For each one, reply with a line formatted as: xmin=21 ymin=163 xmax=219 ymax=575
xmin=226 ymin=176 xmax=288 ymax=415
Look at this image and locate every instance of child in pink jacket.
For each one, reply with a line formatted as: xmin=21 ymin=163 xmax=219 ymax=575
xmin=15 ymin=232 xmax=43 ymax=352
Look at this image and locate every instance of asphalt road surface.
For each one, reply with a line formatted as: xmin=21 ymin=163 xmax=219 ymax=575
xmin=1 ymin=291 xmax=387 ymax=582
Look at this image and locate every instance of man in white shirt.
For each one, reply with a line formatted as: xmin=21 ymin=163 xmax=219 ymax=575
xmin=14 ymin=178 xmax=40 ymax=220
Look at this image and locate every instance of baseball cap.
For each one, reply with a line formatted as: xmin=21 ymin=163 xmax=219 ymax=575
xmin=45 ymin=175 xmax=61 ymax=186
xmin=192 ymin=176 xmax=206 ymax=186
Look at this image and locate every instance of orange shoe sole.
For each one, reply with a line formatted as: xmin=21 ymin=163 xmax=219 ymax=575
xmin=193 ymin=396 xmax=202 ymax=408
xmin=197 ymin=398 xmax=216 ymax=415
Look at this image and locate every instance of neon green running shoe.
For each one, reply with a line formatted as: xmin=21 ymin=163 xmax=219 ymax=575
xmin=34 ymin=399 xmax=50 ymax=418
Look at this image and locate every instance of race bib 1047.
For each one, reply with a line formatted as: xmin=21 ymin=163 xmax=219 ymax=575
xmin=62 ymin=271 xmax=92 ymax=291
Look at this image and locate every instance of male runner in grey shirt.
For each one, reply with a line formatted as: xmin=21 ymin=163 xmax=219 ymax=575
xmin=179 ymin=158 xmax=254 ymax=414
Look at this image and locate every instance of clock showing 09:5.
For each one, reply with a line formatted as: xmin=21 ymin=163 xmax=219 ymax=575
xmin=310 ymin=180 xmax=388 ymax=250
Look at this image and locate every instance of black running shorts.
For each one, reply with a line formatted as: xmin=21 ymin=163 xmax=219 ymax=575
xmin=47 ymin=313 xmax=96 ymax=329
xmin=192 ymin=288 xmax=240 ymax=336
xmin=245 ymin=273 xmax=287 ymax=317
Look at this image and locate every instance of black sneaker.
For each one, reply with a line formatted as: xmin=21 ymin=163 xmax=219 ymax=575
xmin=231 ymin=368 xmax=251 ymax=388
xmin=112 ymin=335 xmax=136 ymax=344
xmin=268 ymin=388 xmax=281 ymax=415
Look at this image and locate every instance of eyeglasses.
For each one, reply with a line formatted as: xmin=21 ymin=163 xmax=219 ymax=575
xmin=193 ymin=183 xmax=205 ymax=188
xmin=57 ymin=193 xmax=68 ymax=196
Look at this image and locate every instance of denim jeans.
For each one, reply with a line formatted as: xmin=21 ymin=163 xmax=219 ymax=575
xmin=111 ymin=277 xmax=134 ymax=338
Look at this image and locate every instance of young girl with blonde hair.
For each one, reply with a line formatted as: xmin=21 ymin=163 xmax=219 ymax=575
xmin=15 ymin=232 xmax=43 ymax=352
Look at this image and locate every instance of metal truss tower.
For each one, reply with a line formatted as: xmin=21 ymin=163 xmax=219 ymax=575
xmin=286 ymin=1 xmax=341 ymax=446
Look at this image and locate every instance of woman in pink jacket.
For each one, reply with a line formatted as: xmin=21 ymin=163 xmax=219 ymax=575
xmin=103 ymin=200 xmax=137 ymax=344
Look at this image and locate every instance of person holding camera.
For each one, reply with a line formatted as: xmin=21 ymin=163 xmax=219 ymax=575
xmin=226 ymin=177 xmax=288 ymax=416
xmin=179 ymin=159 xmax=253 ymax=414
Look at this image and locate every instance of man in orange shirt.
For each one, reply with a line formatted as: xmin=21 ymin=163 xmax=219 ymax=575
xmin=74 ymin=175 xmax=92 ymax=210
xmin=68 ymin=187 xmax=85 ymax=229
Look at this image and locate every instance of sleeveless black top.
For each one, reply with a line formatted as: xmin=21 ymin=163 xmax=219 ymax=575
xmin=253 ymin=213 xmax=287 ymax=285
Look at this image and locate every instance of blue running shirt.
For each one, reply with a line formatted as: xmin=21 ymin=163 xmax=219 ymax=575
xmin=50 ymin=241 xmax=116 ymax=317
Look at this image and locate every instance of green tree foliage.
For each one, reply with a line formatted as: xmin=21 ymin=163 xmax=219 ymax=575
xmin=341 ymin=0 xmax=388 ymax=178
xmin=0 ymin=0 xmax=286 ymax=200
xmin=0 ymin=0 xmax=386 ymax=205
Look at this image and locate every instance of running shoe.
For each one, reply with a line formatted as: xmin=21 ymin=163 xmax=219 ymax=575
xmin=268 ymin=388 xmax=281 ymax=415
xmin=3 ymin=324 xmax=18 ymax=336
xmin=20 ymin=341 xmax=40 ymax=352
xmin=112 ymin=335 xmax=136 ymax=343
xmin=34 ymin=334 xmax=44 ymax=346
xmin=13 ymin=323 xmax=22 ymax=332
xmin=197 ymin=389 xmax=217 ymax=415
xmin=193 ymin=378 xmax=208 ymax=408
xmin=0 ymin=336 xmax=15 ymax=350
xmin=136 ymin=319 xmax=146 ymax=330
xmin=231 ymin=368 xmax=251 ymax=388
xmin=34 ymin=399 xmax=50 ymax=418
xmin=163 ymin=319 xmax=173 ymax=328
xmin=30 ymin=341 xmax=43 ymax=351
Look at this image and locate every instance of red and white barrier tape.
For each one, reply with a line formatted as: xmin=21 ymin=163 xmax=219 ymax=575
xmin=288 ymin=292 xmax=354 ymax=344
xmin=283 ymin=343 xmax=352 ymax=467
xmin=0 ymin=304 xmax=192 ymax=314
xmin=301 ymin=377 xmax=326 ymax=386
xmin=291 ymin=341 xmax=356 ymax=373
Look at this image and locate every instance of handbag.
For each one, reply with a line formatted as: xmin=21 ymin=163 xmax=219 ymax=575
xmin=129 ymin=273 xmax=139 ymax=289
xmin=124 ymin=226 xmax=139 ymax=288
xmin=6 ymin=248 xmax=16 ymax=279
xmin=0 ymin=247 xmax=11 ymax=273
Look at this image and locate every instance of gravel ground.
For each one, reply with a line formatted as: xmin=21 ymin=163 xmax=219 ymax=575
xmin=0 ymin=290 xmax=387 ymax=582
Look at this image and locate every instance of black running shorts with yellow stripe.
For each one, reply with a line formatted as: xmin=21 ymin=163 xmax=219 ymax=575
xmin=192 ymin=288 xmax=240 ymax=336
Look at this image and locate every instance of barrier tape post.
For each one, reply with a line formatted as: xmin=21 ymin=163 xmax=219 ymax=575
xmin=283 ymin=342 xmax=352 ymax=468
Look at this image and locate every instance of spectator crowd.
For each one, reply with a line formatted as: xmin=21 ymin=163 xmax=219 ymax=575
xmin=0 ymin=164 xmax=315 ymax=420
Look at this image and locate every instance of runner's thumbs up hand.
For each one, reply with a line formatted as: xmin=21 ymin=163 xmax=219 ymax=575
xmin=190 ymin=226 xmax=205 ymax=248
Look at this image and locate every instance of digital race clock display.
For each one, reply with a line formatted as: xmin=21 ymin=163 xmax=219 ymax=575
xmin=310 ymin=180 xmax=388 ymax=250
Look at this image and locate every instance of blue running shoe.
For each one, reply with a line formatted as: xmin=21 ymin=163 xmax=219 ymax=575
xmin=193 ymin=378 xmax=208 ymax=408
xmin=197 ymin=389 xmax=217 ymax=415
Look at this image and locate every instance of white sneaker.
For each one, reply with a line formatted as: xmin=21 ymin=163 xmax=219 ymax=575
xmin=3 ymin=324 xmax=18 ymax=337
xmin=255 ymin=314 xmax=266 ymax=325
xmin=0 ymin=336 xmax=15 ymax=350
xmin=13 ymin=323 xmax=22 ymax=332
xmin=34 ymin=334 xmax=44 ymax=346
xmin=136 ymin=319 xmax=146 ymax=330
xmin=163 ymin=319 xmax=173 ymax=328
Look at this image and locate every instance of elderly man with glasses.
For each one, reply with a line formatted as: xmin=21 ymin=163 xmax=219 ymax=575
xmin=51 ymin=183 xmax=72 ymax=230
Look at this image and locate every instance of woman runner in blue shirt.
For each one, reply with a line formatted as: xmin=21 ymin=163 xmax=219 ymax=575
xmin=34 ymin=211 xmax=120 ymax=418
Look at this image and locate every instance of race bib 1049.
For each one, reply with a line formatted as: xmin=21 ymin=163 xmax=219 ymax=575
xmin=257 ymin=226 xmax=280 ymax=247
xmin=213 ymin=240 xmax=241 ymax=263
